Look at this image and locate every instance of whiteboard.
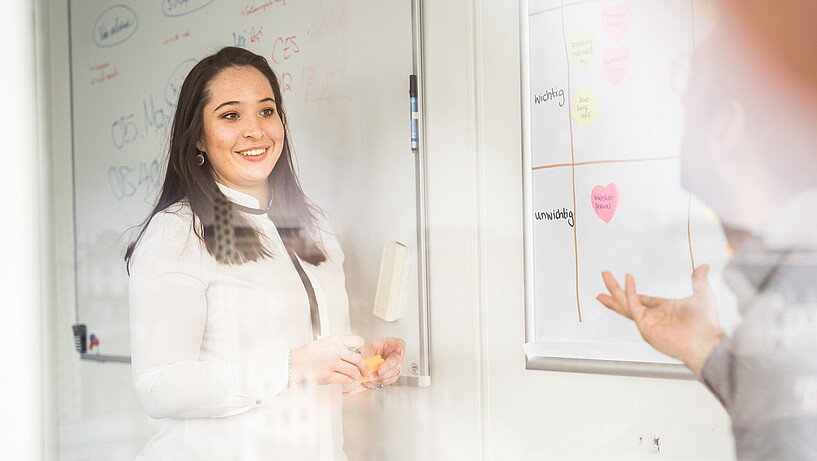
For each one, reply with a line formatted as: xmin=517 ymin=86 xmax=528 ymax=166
xmin=69 ymin=0 xmax=430 ymax=382
xmin=521 ymin=0 xmax=738 ymax=377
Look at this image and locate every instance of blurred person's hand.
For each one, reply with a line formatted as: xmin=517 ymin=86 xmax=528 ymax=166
xmin=597 ymin=265 xmax=726 ymax=375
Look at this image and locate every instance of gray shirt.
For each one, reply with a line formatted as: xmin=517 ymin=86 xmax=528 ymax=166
xmin=701 ymin=191 xmax=817 ymax=460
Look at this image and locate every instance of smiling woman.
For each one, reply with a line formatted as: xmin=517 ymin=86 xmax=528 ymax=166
xmin=195 ymin=67 xmax=285 ymax=217
xmin=126 ymin=47 xmax=325 ymax=266
xmin=123 ymin=47 xmax=405 ymax=460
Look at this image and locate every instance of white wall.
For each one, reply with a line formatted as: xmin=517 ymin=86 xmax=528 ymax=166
xmin=1 ymin=0 xmax=44 ymax=458
xmin=39 ymin=0 xmax=737 ymax=460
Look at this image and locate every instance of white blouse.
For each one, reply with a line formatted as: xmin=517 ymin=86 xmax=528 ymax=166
xmin=129 ymin=185 xmax=350 ymax=460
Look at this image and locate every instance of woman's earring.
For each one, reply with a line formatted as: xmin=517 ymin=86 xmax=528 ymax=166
xmin=196 ymin=152 xmax=205 ymax=166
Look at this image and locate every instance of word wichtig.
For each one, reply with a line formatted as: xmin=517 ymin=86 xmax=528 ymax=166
xmin=534 ymin=86 xmax=566 ymax=107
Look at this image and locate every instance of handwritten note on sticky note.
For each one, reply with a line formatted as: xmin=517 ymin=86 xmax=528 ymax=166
xmin=591 ymin=183 xmax=619 ymax=223
xmin=572 ymin=88 xmax=599 ymax=126
xmin=568 ymin=33 xmax=596 ymax=71
xmin=603 ymin=46 xmax=630 ymax=86
xmin=601 ymin=3 xmax=631 ymax=44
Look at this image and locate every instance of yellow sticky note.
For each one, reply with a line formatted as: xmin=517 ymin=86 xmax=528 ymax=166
xmin=365 ymin=355 xmax=385 ymax=373
xmin=572 ymin=88 xmax=599 ymax=126
xmin=355 ymin=355 xmax=385 ymax=384
xmin=701 ymin=202 xmax=721 ymax=225
xmin=568 ymin=33 xmax=596 ymax=71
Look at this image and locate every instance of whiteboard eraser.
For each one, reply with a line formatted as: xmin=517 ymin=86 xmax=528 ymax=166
xmin=373 ymin=241 xmax=408 ymax=321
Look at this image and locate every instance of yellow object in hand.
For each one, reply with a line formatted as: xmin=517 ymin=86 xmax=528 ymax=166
xmin=356 ymin=355 xmax=385 ymax=384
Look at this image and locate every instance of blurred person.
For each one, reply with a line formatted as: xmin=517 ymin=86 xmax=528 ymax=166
xmin=597 ymin=1 xmax=817 ymax=459
xmin=125 ymin=46 xmax=404 ymax=460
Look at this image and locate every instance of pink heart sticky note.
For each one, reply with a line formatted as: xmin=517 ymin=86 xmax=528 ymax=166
xmin=591 ymin=183 xmax=619 ymax=223
xmin=602 ymin=3 xmax=631 ymax=44
xmin=603 ymin=47 xmax=630 ymax=86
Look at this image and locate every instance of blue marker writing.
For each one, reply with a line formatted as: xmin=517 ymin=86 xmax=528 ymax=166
xmin=409 ymin=75 xmax=419 ymax=153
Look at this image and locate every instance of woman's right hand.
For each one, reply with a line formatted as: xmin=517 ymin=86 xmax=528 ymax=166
xmin=290 ymin=334 xmax=373 ymax=386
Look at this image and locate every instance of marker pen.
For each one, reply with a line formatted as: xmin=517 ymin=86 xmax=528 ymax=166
xmin=409 ymin=75 xmax=419 ymax=153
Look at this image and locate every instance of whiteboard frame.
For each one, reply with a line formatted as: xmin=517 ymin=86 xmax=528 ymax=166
xmin=409 ymin=0 xmax=432 ymax=387
xmin=390 ymin=0 xmax=431 ymax=388
xmin=519 ymin=0 xmax=693 ymax=380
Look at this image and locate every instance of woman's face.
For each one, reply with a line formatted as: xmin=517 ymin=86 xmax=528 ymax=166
xmin=197 ymin=66 xmax=285 ymax=204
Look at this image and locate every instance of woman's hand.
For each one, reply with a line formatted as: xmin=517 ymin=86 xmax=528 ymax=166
xmin=290 ymin=334 xmax=372 ymax=386
xmin=362 ymin=337 xmax=405 ymax=386
xmin=596 ymin=265 xmax=726 ymax=376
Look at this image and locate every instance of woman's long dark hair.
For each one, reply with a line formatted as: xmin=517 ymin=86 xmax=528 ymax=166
xmin=125 ymin=46 xmax=326 ymax=270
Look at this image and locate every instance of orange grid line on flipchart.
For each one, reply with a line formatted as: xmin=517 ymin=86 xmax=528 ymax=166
xmin=531 ymin=155 xmax=680 ymax=171
xmin=688 ymin=0 xmax=697 ymax=272
xmin=558 ymin=0 xmax=582 ymax=322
